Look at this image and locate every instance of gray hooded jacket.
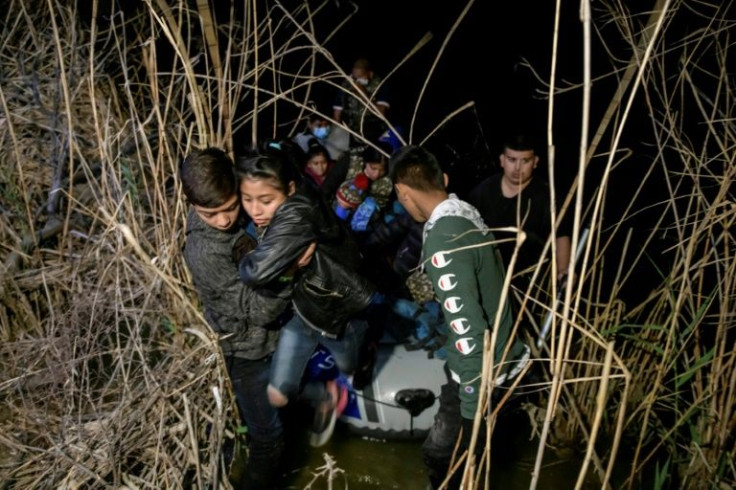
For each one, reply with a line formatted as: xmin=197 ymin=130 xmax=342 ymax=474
xmin=183 ymin=208 xmax=290 ymax=359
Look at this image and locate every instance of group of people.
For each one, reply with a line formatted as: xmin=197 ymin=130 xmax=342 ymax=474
xmin=179 ymin=57 xmax=571 ymax=490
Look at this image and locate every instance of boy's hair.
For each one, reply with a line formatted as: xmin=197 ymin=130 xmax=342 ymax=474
xmin=502 ymin=132 xmax=538 ymax=154
xmin=235 ymin=141 xmax=303 ymax=193
xmin=362 ymin=140 xmax=393 ymax=167
xmin=180 ymin=147 xmax=237 ymax=207
xmin=389 ymin=145 xmax=445 ymax=192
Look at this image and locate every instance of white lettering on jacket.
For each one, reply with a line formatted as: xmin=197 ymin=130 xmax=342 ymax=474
xmin=437 ymin=273 xmax=457 ymax=291
xmin=444 ymin=296 xmax=463 ymax=313
xmin=431 ymin=252 xmax=452 ymax=268
xmin=449 ymin=318 xmax=471 ymax=335
xmin=455 ymin=337 xmax=476 ymax=355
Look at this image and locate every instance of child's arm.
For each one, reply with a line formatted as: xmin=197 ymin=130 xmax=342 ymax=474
xmin=238 ymin=203 xmax=316 ymax=287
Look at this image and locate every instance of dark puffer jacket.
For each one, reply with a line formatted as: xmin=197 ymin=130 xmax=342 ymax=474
xmin=238 ymin=186 xmax=375 ymax=338
xmin=183 ymin=209 xmax=290 ymax=360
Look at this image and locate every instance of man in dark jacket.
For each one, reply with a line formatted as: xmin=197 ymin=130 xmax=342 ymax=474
xmin=180 ymin=147 xmax=313 ymax=488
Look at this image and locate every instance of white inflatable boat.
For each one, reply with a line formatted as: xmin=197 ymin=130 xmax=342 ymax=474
xmin=308 ymin=341 xmax=447 ymax=440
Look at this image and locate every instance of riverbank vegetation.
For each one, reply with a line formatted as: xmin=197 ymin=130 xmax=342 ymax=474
xmin=0 ymin=1 xmax=733 ymax=488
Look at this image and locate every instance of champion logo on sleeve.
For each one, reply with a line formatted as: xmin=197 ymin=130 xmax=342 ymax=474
xmin=443 ymin=296 xmax=463 ymax=313
xmin=431 ymin=252 xmax=452 ymax=268
xmin=449 ymin=318 xmax=471 ymax=335
xmin=455 ymin=337 xmax=477 ymax=355
xmin=437 ymin=273 xmax=457 ymax=291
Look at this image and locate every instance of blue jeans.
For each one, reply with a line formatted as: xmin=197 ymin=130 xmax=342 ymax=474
xmin=269 ymin=313 xmax=368 ymax=402
xmin=226 ymin=355 xmax=283 ymax=488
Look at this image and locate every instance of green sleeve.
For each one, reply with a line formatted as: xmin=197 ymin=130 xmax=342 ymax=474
xmin=423 ymin=217 xmax=488 ymax=419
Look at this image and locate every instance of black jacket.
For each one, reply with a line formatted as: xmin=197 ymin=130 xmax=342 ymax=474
xmin=238 ymin=186 xmax=375 ymax=338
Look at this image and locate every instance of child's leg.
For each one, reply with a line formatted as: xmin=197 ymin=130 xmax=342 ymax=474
xmin=321 ymin=317 xmax=369 ymax=375
xmin=268 ymin=314 xmax=318 ymax=407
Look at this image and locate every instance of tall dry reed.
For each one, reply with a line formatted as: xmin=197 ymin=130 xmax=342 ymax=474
xmin=0 ymin=0 xmax=733 ymax=489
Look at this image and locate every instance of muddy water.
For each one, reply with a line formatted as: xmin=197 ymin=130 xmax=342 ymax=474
xmin=277 ymin=407 xmax=588 ymax=490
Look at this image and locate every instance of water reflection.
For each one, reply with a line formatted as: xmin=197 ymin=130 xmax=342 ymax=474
xmin=277 ymin=406 xmax=586 ymax=489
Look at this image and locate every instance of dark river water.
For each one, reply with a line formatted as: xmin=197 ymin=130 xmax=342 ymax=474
xmin=268 ymin=404 xmax=588 ymax=489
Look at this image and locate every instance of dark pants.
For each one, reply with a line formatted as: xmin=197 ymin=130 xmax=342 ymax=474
xmin=422 ymin=363 xmax=486 ymax=490
xmin=226 ymin=355 xmax=284 ymax=489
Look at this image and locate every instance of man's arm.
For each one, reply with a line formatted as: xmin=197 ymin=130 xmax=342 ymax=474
xmin=333 ymin=85 xmax=345 ymax=123
xmin=321 ymin=152 xmax=351 ymax=203
xmin=555 ymin=235 xmax=572 ymax=281
xmin=424 ymin=218 xmax=488 ymax=420
xmin=374 ymin=80 xmax=390 ymax=116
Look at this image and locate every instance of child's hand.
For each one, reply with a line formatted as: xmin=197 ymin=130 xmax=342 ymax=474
xmin=232 ymin=234 xmax=257 ymax=264
xmin=280 ymin=242 xmax=317 ymax=280
xmin=297 ymin=242 xmax=317 ymax=268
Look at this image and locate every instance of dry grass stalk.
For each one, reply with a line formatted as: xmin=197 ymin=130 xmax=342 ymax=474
xmin=0 ymin=0 xmax=734 ymax=489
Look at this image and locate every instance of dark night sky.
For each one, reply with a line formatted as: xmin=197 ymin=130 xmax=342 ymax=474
xmin=326 ymin=3 xmax=578 ymax=122
xmin=313 ymin=0 xmax=589 ymax=192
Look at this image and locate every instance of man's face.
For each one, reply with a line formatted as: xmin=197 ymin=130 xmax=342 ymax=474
xmin=500 ymin=148 xmax=538 ymax=188
xmin=351 ymin=67 xmax=372 ymax=85
xmin=193 ymin=195 xmax=240 ymax=232
xmin=394 ymin=183 xmax=426 ymax=223
xmin=364 ymin=161 xmax=386 ymax=181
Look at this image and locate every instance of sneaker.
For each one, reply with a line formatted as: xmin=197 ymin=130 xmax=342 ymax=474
xmin=309 ymin=380 xmax=346 ymax=447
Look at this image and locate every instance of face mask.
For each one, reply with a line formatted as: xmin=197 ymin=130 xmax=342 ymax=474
xmin=356 ymin=77 xmax=369 ymax=86
xmin=312 ymin=126 xmax=330 ymax=139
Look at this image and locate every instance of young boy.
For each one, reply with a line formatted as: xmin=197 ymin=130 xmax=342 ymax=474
xmin=322 ymin=140 xmax=394 ymax=211
xmin=179 ymin=147 xmax=313 ymax=488
xmin=390 ymin=145 xmax=531 ymax=489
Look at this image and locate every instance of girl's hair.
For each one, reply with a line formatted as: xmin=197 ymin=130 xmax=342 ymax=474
xmin=306 ymin=139 xmax=331 ymax=162
xmin=235 ymin=140 xmax=304 ymax=192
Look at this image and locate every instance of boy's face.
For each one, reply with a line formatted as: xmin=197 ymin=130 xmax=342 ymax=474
xmin=193 ymin=195 xmax=240 ymax=232
xmin=239 ymin=178 xmax=292 ymax=228
xmin=394 ymin=183 xmax=426 ymax=223
xmin=364 ymin=161 xmax=386 ymax=181
xmin=500 ymin=148 xmax=538 ymax=188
